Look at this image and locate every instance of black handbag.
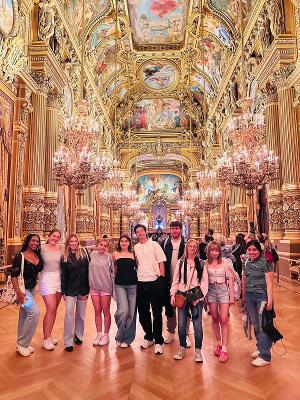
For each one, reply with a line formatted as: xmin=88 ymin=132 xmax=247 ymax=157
xmin=271 ymin=248 xmax=279 ymax=263
xmin=186 ymin=286 xmax=203 ymax=304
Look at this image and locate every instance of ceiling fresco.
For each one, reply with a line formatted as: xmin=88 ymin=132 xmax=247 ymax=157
xmin=139 ymin=61 xmax=178 ymax=91
xmin=127 ymin=0 xmax=190 ymax=49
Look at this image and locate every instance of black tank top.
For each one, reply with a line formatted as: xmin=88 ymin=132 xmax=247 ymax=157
xmin=115 ymin=258 xmax=138 ymax=286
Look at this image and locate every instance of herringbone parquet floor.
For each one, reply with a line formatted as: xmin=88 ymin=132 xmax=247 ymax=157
xmin=0 ymin=283 xmax=299 ymax=400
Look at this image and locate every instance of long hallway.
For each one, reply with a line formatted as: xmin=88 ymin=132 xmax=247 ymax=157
xmin=0 ymin=283 xmax=299 ymax=400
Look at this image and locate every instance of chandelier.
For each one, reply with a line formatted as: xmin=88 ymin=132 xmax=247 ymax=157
xmin=199 ymin=187 xmax=222 ymax=212
xmin=196 ymin=168 xmax=217 ymax=189
xmin=53 ymin=146 xmax=111 ymax=190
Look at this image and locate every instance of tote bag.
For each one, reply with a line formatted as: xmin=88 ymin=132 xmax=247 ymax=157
xmin=0 ymin=253 xmax=25 ymax=304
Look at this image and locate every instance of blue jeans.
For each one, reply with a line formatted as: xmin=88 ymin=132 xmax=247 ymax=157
xmin=246 ymin=292 xmax=273 ymax=361
xmin=178 ymin=302 xmax=203 ymax=349
xmin=114 ymin=285 xmax=137 ymax=345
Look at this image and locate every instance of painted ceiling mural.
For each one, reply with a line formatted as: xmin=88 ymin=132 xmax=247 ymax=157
xmin=137 ymin=174 xmax=181 ymax=204
xmin=207 ymin=0 xmax=253 ymax=31
xmin=130 ymin=98 xmax=190 ymax=132
xmin=127 ymin=0 xmax=190 ymax=47
xmin=140 ymin=61 xmax=177 ymax=91
xmin=80 ymin=0 xmax=238 ymax=143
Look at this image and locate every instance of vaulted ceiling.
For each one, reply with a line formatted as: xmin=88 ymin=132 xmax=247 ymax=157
xmin=63 ymin=0 xmax=252 ymax=170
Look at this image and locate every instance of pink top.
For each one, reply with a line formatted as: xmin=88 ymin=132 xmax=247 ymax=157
xmin=170 ymin=259 xmax=208 ymax=298
xmin=205 ymin=258 xmax=233 ymax=284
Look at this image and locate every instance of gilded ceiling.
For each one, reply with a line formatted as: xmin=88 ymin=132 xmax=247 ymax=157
xmin=61 ymin=0 xmax=254 ymax=169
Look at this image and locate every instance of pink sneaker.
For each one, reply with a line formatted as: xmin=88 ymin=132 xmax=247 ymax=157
xmin=219 ymin=350 xmax=228 ymax=363
xmin=214 ymin=345 xmax=222 ymax=356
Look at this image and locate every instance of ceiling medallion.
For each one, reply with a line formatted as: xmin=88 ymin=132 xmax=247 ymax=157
xmin=139 ymin=60 xmax=178 ymax=91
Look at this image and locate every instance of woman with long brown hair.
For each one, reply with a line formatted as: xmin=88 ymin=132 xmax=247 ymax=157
xmin=40 ymin=228 xmax=63 ymax=351
xmin=112 ymin=234 xmax=137 ymax=348
xmin=61 ymin=234 xmax=90 ymax=352
xmin=205 ymin=241 xmax=234 ymax=363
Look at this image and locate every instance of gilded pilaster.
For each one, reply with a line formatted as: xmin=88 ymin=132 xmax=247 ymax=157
xmin=44 ymin=89 xmax=63 ymax=233
xmin=76 ymin=189 xmax=95 ymax=241
xmin=23 ymin=74 xmax=51 ymax=235
xmin=121 ymin=213 xmax=130 ymax=235
xmin=274 ymin=66 xmax=300 ymax=239
xmin=99 ymin=205 xmax=110 ymax=238
xmin=262 ymin=83 xmax=284 ymax=239
xmin=190 ymin=216 xmax=199 ymax=238
xmin=111 ymin=208 xmax=121 ymax=238
xmin=210 ymin=207 xmax=222 ymax=235
xmin=229 ymin=188 xmax=248 ymax=237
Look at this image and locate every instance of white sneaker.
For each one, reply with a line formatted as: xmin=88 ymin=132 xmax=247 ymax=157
xmin=93 ymin=333 xmax=102 ymax=346
xmin=28 ymin=346 xmax=34 ymax=353
xmin=174 ymin=347 xmax=185 ymax=360
xmin=140 ymin=339 xmax=154 ymax=349
xmin=50 ymin=336 xmax=58 ymax=345
xmin=42 ymin=338 xmax=55 ymax=351
xmin=186 ymin=335 xmax=192 ymax=348
xmin=99 ymin=334 xmax=109 ymax=346
xmin=195 ymin=349 xmax=203 ymax=362
xmin=116 ymin=341 xmax=121 ymax=347
xmin=252 ymin=350 xmax=260 ymax=359
xmin=252 ymin=357 xmax=271 ymax=367
xmin=154 ymin=344 xmax=163 ymax=354
xmin=120 ymin=343 xmax=129 ymax=348
xmin=16 ymin=345 xmax=31 ymax=357
xmin=164 ymin=332 xmax=175 ymax=344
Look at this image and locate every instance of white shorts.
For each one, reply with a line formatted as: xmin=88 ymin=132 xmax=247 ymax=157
xmin=39 ymin=272 xmax=61 ymax=296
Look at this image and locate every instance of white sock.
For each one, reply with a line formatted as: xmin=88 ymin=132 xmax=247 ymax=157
xmin=222 ymin=346 xmax=227 ymax=352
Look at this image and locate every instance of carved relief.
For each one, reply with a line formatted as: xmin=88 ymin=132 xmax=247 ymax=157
xmin=76 ymin=211 xmax=94 ymax=234
xmin=38 ymin=0 xmax=55 ymax=42
xmin=44 ymin=197 xmax=58 ymax=232
xmin=283 ymin=192 xmax=300 ymax=231
xmin=261 ymin=82 xmax=278 ymax=104
xmin=229 ymin=207 xmax=248 ymax=234
xmin=266 ymin=0 xmax=285 ymax=37
xmin=0 ymin=36 xmax=27 ymax=83
xmin=23 ymin=193 xmax=45 ymax=232
xmin=268 ymin=195 xmax=284 ymax=233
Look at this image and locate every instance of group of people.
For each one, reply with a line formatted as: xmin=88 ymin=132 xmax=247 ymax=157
xmin=10 ymin=222 xmax=275 ymax=367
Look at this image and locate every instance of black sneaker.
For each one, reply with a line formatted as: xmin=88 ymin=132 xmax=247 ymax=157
xmin=65 ymin=346 xmax=73 ymax=352
xmin=74 ymin=335 xmax=82 ymax=345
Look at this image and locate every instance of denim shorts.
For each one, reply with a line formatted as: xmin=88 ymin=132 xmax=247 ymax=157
xmin=207 ymin=283 xmax=229 ymax=304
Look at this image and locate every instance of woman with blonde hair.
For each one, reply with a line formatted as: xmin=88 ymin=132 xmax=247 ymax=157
xmin=40 ymin=228 xmax=63 ymax=350
xmin=205 ymin=241 xmax=234 ymax=363
xmin=171 ymin=239 xmax=208 ymax=362
xmin=214 ymin=234 xmax=236 ymax=265
xmin=61 ymin=234 xmax=90 ymax=352
xmin=89 ymin=238 xmax=114 ymax=346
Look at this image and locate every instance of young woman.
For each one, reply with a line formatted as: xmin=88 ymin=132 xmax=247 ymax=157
xmin=11 ymin=234 xmax=43 ymax=357
xmin=242 ymin=240 xmax=274 ymax=367
xmin=40 ymin=229 xmax=63 ymax=350
xmin=170 ymin=239 xmax=208 ymax=362
xmin=61 ymin=234 xmax=90 ymax=352
xmin=89 ymin=239 xmax=114 ymax=346
xmin=205 ymin=241 xmax=234 ymax=363
xmin=112 ymin=234 xmax=137 ymax=348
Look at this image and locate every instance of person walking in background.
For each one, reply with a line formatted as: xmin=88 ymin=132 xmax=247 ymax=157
xmin=171 ymin=239 xmax=208 ymax=362
xmin=205 ymin=241 xmax=234 ymax=363
xmin=232 ymin=233 xmax=246 ymax=279
xmin=61 ymin=234 xmax=90 ymax=352
xmin=11 ymin=234 xmax=43 ymax=357
xmin=242 ymin=240 xmax=274 ymax=367
xmin=134 ymin=224 xmax=167 ymax=355
xmin=214 ymin=235 xmax=236 ymax=266
xmin=40 ymin=229 xmax=63 ymax=351
xmin=199 ymin=234 xmax=213 ymax=261
xmin=89 ymin=239 xmax=114 ymax=346
xmin=113 ymin=235 xmax=137 ymax=348
xmin=161 ymin=221 xmax=188 ymax=345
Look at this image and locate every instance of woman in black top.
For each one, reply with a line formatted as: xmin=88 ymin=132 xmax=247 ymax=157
xmin=61 ymin=233 xmax=90 ymax=352
xmin=112 ymin=234 xmax=137 ymax=348
xmin=232 ymin=233 xmax=246 ymax=278
xmin=11 ymin=234 xmax=43 ymax=357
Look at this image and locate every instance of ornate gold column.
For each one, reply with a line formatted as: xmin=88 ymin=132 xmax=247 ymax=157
xmin=121 ymin=212 xmax=130 ymax=235
xmin=210 ymin=207 xmax=222 ymax=235
xmin=111 ymin=208 xmax=121 ymax=238
xmin=229 ymin=188 xmax=248 ymax=237
xmin=44 ymin=89 xmax=62 ymax=234
xmin=190 ymin=216 xmax=199 ymax=238
xmin=76 ymin=189 xmax=95 ymax=242
xmin=262 ymin=83 xmax=284 ymax=240
xmin=23 ymin=74 xmax=51 ymax=236
xmin=274 ymin=67 xmax=300 ymax=240
xmin=99 ymin=205 xmax=110 ymax=238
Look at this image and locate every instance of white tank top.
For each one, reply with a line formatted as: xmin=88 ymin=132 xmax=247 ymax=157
xmin=41 ymin=245 xmax=61 ymax=273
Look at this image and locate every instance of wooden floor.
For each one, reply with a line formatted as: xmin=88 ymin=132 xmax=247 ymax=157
xmin=0 ymin=283 xmax=299 ymax=400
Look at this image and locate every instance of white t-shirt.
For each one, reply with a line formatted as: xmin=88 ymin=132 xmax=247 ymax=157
xmin=134 ymin=239 xmax=167 ymax=282
xmin=170 ymin=238 xmax=180 ymax=282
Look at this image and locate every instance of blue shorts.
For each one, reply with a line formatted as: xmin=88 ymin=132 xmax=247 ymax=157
xmin=207 ymin=283 xmax=229 ymax=304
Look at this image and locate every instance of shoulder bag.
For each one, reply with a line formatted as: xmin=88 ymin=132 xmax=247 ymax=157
xmin=174 ymin=261 xmax=199 ymax=308
xmin=0 ymin=253 xmax=25 ymax=305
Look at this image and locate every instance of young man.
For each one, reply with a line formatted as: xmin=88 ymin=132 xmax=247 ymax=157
xmin=161 ymin=221 xmax=191 ymax=346
xmin=134 ymin=224 xmax=167 ymax=354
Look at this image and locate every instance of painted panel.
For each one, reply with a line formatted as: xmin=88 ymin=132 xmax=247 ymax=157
xmin=127 ymin=0 xmax=189 ymax=45
xmin=131 ymin=98 xmax=189 ymax=131
xmin=137 ymin=174 xmax=181 ymax=204
xmin=192 ymin=75 xmax=213 ymax=96
xmin=196 ymin=37 xmax=223 ymax=86
xmin=0 ymin=0 xmax=14 ymax=36
xmin=88 ymin=21 xmax=116 ymax=51
xmin=141 ymin=61 xmax=176 ymax=90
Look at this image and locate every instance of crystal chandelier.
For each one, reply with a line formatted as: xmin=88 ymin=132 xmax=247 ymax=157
xmin=199 ymin=187 xmax=222 ymax=212
xmin=53 ymin=146 xmax=112 ymax=190
xmin=196 ymin=168 xmax=217 ymax=189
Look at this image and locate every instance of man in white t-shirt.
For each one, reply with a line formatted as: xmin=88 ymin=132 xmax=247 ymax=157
xmin=134 ymin=224 xmax=167 ymax=355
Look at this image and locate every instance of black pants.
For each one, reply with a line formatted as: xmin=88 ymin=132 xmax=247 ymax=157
xmin=137 ymin=279 xmax=164 ymax=345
